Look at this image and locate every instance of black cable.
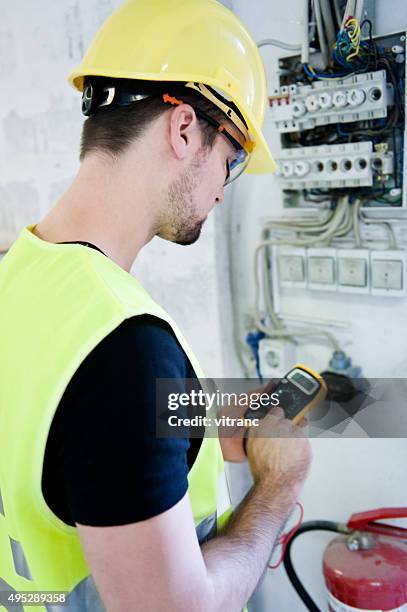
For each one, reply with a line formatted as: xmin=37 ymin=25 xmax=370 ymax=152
xmin=361 ymin=19 xmax=373 ymax=40
xmin=392 ymin=127 xmax=399 ymax=188
xmin=283 ymin=520 xmax=350 ymax=612
xmin=377 ymin=57 xmax=405 ymax=119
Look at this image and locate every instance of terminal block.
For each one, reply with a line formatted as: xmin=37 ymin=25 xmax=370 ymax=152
xmin=269 ymin=70 xmax=393 ymax=133
xmin=275 ymin=142 xmax=375 ymax=189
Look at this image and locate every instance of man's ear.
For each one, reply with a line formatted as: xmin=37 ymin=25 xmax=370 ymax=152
xmin=168 ymin=104 xmax=198 ymax=160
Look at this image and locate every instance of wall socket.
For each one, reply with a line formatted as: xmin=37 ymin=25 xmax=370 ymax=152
xmin=337 ymin=249 xmax=370 ymax=293
xmin=258 ymin=338 xmax=296 ymax=378
xmin=277 ymin=247 xmax=307 ymax=288
xmin=276 ymin=247 xmax=406 ymax=297
xmin=370 ymin=250 xmax=407 ymax=296
xmin=307 ymin=248 xmax=336 ymax=290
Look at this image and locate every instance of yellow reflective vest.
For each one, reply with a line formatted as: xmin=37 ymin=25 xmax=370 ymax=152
xmin=0 ymin=224 xmax=232 ymax=611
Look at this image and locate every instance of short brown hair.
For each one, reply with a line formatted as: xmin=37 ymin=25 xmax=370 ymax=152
xmin=79 ymin=79 xmax=230 ymax=162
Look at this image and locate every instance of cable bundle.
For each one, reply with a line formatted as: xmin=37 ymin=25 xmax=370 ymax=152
xmin=334 ymin=16 xmax=361 ymax=65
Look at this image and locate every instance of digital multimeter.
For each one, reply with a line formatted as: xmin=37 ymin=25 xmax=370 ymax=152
xmin=245 ymin=364 xmax=327 ymax=425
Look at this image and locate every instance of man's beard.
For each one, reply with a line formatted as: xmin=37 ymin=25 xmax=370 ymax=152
xmin=158 ymin=149 xmax=208 ymax=246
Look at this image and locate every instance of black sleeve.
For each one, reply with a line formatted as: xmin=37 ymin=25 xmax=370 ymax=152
xmin=42 ymin=314 xmax=199 ymax=527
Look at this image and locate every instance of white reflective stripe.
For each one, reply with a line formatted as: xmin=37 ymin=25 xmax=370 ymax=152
xmin=217 ymin=470 xmax=232 ymax=517
xmin=9 ymin=537 xmax=32 ymax=580
xmin=0 ymin=488 xmax=4 ymax=516
xmin=0 ymin=577 xmax=24 ymax=612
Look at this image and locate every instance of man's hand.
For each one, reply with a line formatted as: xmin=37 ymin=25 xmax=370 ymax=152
xmin=218 ymin=384 xmax=266 ymax=462
xmin=245 ymin=405 xmax=312 ymax=493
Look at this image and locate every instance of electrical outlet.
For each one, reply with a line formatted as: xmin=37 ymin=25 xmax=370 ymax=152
xmin=339 ymin=259 xmax=366 ymax=285
xmin=277 ymin=247 xmax=307 ymax=287
xmin=258 ymin=338 xmax=296 ymax=378
xmin=337 ymin=249 xmax=370 ymax=294
xmin=370 ymin=250 xmax=407 ymax=297
xmin=307 ymin=248 xmax=336 ymax=290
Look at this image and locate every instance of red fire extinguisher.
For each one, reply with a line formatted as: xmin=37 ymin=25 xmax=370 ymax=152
xmin=283 ymin=507 xmax=407 ymax=611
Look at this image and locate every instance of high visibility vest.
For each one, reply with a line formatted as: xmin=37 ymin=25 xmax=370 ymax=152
xmin=0 ymin=224 xmax=233 ymax=611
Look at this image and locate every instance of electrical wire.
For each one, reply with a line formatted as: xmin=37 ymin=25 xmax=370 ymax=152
xmin=257 ymin=39 xmax=302 ymax=51
xmin=353 ymin=198 xmax=363 ymax=247
xmin=303 ymin=63 xmax=353 ymax=80
xmin=319 ymin=0 xmax=338 ymax=54
xmin=313 ymin=0 xmax=330 ymax=68
xmin=252 ymin=188 xmax=397 ymax=354
xmin=260 ymin=243 xmax=285 ymax=330
xmin=253 ymin=239 xmax=341 ymax=350
xmin=332 ymin=0 xmax=342 ymax=30
xmin=264 ymin=202 xmax=339 ymax=231
xmin=301 ymin=0 xmax=310 ymax=65
xmin=350 ymin=195 xmax=398 ymax=248
xmin=226 ymin=187 xmax=255 ymax=378
xmin=261 ymin=197 xmax=349 ymax=246
xmin=359 ymin=210 xmax=398 ymax=249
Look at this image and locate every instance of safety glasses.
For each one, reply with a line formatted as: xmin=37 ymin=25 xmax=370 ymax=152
xmin=192 ymin=106 xmax=249 ymax=185
xmin=162 ymin=93 xmax=250 ymax=186
xmin=224 ymin=148 xmax=249 ymax=185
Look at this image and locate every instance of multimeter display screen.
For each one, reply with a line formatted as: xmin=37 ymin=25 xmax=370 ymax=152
xmin=277 ymin=388 xmax=309 ymax=420
xmin=288 ymin=369 xmax=318 ymax=395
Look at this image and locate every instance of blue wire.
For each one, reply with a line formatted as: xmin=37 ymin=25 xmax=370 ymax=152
xmin=303 ymin=63 xmax=350 ymax=79
xmin=245 ymin=330 xmax=265 ymax=382
xmin=303 ymin=63 xmax=315 ymax=78
xmin=333 ymin=51 xmax=353 ymax=69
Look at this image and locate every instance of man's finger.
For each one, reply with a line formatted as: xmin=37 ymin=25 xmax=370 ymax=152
xmin=297 ymin=417 xmax=309 ymax=428
xmin=268 ymin=406 xmax=285 ymax=419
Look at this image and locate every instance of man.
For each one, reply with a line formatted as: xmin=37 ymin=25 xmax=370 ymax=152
xmin=0 ymin=1 xmax=312 ymax=610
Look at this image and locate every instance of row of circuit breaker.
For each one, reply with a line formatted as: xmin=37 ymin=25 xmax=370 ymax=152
xmin=269 ymin=69 xmax=393 ymax=133
xmin=275 ymin=246 xmax=406 ymax=297
xmin=274 ymin=141 xmax=394 ymax=190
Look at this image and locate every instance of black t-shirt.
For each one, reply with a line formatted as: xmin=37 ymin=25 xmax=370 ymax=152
xmin=41 ymin=241 xmax=202 ymax=527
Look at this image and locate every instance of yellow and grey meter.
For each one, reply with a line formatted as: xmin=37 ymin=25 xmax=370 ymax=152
xmin=245 ymin=364 xmax=327 ymax=425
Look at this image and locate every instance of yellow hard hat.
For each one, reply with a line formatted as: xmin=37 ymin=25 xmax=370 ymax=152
xmin=68 ymin=0 xmax=276 ymax=175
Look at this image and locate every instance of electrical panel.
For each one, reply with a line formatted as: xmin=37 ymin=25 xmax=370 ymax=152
xmin=273 ymin=31 xmax=406 ymax=215
xmin=248 ymin=16 xmax=407 ymax=384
